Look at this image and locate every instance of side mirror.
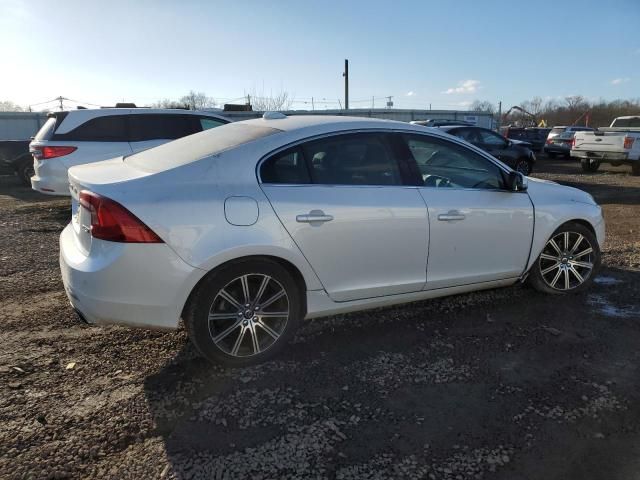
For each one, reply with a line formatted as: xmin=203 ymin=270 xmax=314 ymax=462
xmin=508 ymin=171 xmax=528 ymax=192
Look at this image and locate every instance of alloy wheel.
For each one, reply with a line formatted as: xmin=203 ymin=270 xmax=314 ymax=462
xmin=539 ymin=231 xmax=595 ymax=291
xmin=207 ymin=274 xmax=289 ymax=357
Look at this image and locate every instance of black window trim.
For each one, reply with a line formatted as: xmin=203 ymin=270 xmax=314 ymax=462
xmin=257 ymin=129 xmax=419 ymax=187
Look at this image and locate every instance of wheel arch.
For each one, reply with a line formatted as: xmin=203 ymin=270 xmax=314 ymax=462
xmin=181 ymin=254 xmax=309 ymax=321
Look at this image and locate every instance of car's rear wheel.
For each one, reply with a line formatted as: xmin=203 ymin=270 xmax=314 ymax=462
xmin=514 ymin=158 xmax=532 ymax=175
xmin=581 ymin=158 xmax=600 ymax=172
xmin=529 ymin=223 xmax=600 ymax=295
xmin=631 ymin=162 xmax=640 ymax=176
xmin=17 ymin=160 xmax=35 ymax=187
xmin=184 ymin=258 xmax=304 ymax=366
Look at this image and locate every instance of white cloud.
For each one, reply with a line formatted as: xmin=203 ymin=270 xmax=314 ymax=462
xmin=442 ymin=79 xmax=481 ymax=94
xmin=406 ymin=91 xmax=415 ymax=97
xmin=611 ymin=77 xmax=630 ymax=85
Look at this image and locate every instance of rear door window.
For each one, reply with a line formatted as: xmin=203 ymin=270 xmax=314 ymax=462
xmin=129 ymin=114 xmax=200 ymax=142
xmin=54 ymin=115 xmax=129 ymax=142
xmin=301 ymin=133 xmax=403 ymax=186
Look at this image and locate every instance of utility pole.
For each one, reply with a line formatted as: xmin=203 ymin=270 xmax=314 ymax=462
xmin=429 ymin=103 xmax=432 ymax=111
xmin=386 ymin=96 xmax=393 ymax=109
xmin=58 ymin=96 xmax=64 ymax=111
xmin=343 ymin=59 xmax=349 ymax=110
xmin=497 ymin=101 xmax=502 ymax=131
xmin=246 ymin=94 xmax=251 ymax=107
xmin=311 ymin=97 xmax=315 ymax=111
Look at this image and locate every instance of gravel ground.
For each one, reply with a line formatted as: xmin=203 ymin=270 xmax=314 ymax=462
xmin=1 ymin=157 xmax=639 ymax=479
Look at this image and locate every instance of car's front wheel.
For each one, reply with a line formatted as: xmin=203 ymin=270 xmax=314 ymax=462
xmin=184 ymin=258 xmax=304 ymax=366
xmin=529 ymin=223 xmax=600 ymax=295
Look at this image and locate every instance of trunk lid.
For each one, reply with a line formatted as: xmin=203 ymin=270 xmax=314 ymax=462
xmin=68 ymin=157 xmax=153 ymax=255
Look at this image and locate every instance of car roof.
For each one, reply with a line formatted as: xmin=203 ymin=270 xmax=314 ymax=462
xmin=438 ymin=125 xmax=482 ymax=131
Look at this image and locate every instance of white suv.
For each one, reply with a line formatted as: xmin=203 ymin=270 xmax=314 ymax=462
xmin=30 ymin=108 xmax=229 ymax=195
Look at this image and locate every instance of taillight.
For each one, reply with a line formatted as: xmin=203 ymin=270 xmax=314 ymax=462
xmin=570 ymin=137 xmax=576 ymax=148
xmin=624 ymin=136 xmax=635 ymax=149
xmin=31 ymin=146 xmax=77 ymax=160
xmin=546 ymin=138 xmax=553 ymax=144
xmin=78 ymin=191 xmax=163 ymax=243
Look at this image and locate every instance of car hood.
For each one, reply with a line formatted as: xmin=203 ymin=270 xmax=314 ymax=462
xmin=526 ymin=176 xmax=598 ymax=206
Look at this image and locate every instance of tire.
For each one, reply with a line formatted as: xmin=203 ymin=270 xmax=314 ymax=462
xmin=528 ymin=222 xmax=600 ymax=295
xmin=631 ymin=162 xmax=640 ymax=176
xmin=16 ymin=160 xmax=35 ymax=187
xmin=581 ymin=158 xmax=600 ymax=173
xmin=514 ymin=158 xmax=532 ymax=175
xmin=184 ymin=258 xmax=304 ymax=367
xmin=546 ymin=152 xmax=557 ymax=159
xmin=563 ymin=153 xmax=571 ymax=160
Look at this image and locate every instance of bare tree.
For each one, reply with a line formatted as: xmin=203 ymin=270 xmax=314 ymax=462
xmin=151 ymin=98 xmax=188 ymax=109
xmin=470 ymin=100 xmax=495 ymax=113
xmin=564 ymin=95 xmax=587 ymax=111
xmin=179 ymin=90 xmax=217 ymax=110
xmin=0 ymin=100 xmax=24 ymax=112
xmin=248 ymin=89 xmax=293 ymax=111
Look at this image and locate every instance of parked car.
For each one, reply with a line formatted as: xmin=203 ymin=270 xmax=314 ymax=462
xmin=544 ymin=126 xmax=595 ymax=158
xmin=501 ymin=127 xmax=550 ymax=152
xmin=30 ymin=108 xmax=230 ymax=195
xmin=571 ymin=116 xmax=640 ymax=175
xmin=438 ymin=125 xmax=536 ymax=175
xmin=60 ymin=114 xmax=604 ymax=366
xmin=544 ymin=131 xmax=577 ymax=159
xmin=411 ymin=119 xmax=475 ymax=127
xmin=0 ymin=140 xmax=32 ymax=185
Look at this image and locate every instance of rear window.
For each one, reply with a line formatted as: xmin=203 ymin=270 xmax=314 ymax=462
xmin=125 ymin=123 xmax=281 ymax=172
xmin=550 ymin=127 xmax=565 ymax=135
xmin=34 ymin=117 xmax=59 ymax=141
xmin=611 ymin=117 xmax=640 ymax=128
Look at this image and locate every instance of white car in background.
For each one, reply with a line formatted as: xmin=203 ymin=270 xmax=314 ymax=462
xmin=60 ymin=114 xmax=604 ymax=366
xmin=30 ymin=108 xmax=229 ymax=195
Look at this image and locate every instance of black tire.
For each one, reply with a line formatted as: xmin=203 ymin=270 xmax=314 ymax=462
xmin=528 ymin=222 xmax=600 ymax=295
xmin=16 ymin=160 xmax=35 ymax=187
xmin=631 ymin=162 xmax=640 ymax=176
xmin=514 ymin=158 xmax=532 ymax=175
xmin=581 ymin=158 xmax=600 ymax=173
xmin=546 ymin=151 xmax=557 ymax=159
xmin=184 ymin=258 xmax=304 ymax=367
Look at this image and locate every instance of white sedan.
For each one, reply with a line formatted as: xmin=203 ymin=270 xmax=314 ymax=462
xmin=60 ymin=114 xmax=604 ymax=366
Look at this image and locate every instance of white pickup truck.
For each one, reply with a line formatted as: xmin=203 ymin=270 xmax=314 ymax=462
xmin=571 ymin=116 xmax=640 ymax=176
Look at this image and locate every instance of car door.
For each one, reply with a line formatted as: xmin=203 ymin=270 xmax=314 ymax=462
xmin=260 ymin=132 xmax=429 ymax=302
xmin=477 ymin=128 xmax=518 ymax=166
xmin=128 ymin=114 xmax=201 ymax=153
xmin=400 ymin=132 xmax=534 ymax=290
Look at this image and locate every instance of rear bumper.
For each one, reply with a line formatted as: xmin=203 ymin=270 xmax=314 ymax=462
xmin=544 ymin=144 xmax=570 ymax=154
xmin=31 ymin=158 xmax=71 ymax=196
xmin=571 ymin=150 xmax=629 ymax=161
xmin=59 ymin=224 xmax=205 ymax=330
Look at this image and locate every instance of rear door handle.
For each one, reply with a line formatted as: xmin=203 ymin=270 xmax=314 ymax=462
xmin=296 ymin=210 xmax=334 ymax=223
xmin=438 ymin=210 xmax=466 ymax=221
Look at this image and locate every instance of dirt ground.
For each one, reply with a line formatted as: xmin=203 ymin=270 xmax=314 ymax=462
xmin=1 ymin=158 xmax=639 ymax=480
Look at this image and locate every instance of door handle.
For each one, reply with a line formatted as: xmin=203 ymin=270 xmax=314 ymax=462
xmin=296 ymin=210 xmax=334 ymax=223
xmin=438 ymin=210 xmax=466 ymax=221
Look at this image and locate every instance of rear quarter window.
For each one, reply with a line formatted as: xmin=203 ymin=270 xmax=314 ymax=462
xmin=54 ymin=115 xmax=129 ymax=142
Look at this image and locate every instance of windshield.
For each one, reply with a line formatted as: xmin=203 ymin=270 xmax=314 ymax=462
xmin=125 ymin=123 xmax=281 ymax=172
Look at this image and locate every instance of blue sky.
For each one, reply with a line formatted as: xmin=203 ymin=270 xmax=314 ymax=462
xmin=1 ymin=0 xmax=638 ymax=111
